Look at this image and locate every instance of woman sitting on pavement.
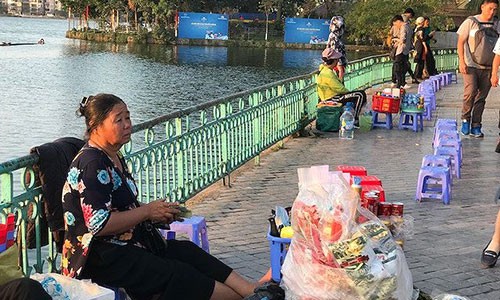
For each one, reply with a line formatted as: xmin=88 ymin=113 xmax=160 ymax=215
xmin=61 ymin=93 xmax=283 ymax=300
xmin=317 ymin=47 xmax=367 ymax=127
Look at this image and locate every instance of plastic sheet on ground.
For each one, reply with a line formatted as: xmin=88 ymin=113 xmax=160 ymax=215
xmin=280 ymin=165 xmax=413 ymax=300
xmin=31 ymin=273 xmax=114 ymax=300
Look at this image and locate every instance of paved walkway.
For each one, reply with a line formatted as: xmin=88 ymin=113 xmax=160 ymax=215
xmin=188 ymin=75 xmax=500 ymax=299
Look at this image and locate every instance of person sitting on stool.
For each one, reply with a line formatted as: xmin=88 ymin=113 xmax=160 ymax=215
xmin=317 ymin=47 xmax=367 ymax=127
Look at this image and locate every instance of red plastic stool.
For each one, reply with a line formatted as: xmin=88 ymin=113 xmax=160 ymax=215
xmin=337 ymin=165 xmax=367 ymax=176
xmin=361 ymin=185 xmax=386 ymax=202
xmin=350 ymin=175 xmax=382 ymax=186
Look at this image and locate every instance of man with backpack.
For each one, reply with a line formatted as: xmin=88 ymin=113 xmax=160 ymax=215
xmin=457 ymin=0 xmax=500 ymax=138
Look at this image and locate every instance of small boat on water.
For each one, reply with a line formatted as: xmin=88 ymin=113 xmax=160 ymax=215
xmin=1 ymin=39 xmax=44 ymax=46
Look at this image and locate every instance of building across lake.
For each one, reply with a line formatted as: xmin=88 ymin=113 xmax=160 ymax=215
xmin=1 ymin=0 xmax=64 ymax=17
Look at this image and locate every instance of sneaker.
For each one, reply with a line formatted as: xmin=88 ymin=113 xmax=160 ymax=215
xmin=243 ymin=282 xmax=285 ymax=300
xmin=390 ymin=82 xmax=397 ymax=88
xmin=402 ymin=84 xmax=411 ymax=89
xmin=460 ymin=120 xmax=470 ymax=136
xmin=496 ymin=139 xmax=500 ymax=153
xmin=471 ymin=126 xmax=484 ymax=138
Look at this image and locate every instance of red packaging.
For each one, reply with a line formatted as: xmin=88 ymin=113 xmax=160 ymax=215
xmin=391 ymin=202 xmax=404 ymax=216
xmin=378 ymin=202 xmax=392 ymax=217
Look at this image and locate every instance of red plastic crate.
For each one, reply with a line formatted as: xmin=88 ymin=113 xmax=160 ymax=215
xmin=350 ymin=175 xmax=382 ymax=186
xmin=0 ymin=224 xmax=7 ymax=253
xmin=372 ymin=95 xmax=401 ymax=113
xmin=361 ymin=185 xmax=386 ymax=202
xmin=337 ymin=165 xmax=367 ymax=176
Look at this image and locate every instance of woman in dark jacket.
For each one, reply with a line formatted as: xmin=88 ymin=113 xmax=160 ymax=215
xmin=413 ymin=17 xmax=427 ymax=80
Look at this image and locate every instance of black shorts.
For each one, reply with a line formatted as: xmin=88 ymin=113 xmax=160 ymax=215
xmin=81 ymin=239 xmax=233 ymax=300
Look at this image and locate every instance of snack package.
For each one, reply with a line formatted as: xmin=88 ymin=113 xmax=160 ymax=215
xmin=280 ymin=166 xmax=413 ymax=300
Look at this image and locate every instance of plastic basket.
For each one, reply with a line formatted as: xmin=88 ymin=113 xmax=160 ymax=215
xmin=372 ymin=95 xmax=400 ymax=113
xmin=267 ymin=232 xmax=291 ymax=282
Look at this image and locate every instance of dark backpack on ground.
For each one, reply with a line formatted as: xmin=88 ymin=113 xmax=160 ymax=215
xmin=468 ymin=16 xmax=499 ymax=67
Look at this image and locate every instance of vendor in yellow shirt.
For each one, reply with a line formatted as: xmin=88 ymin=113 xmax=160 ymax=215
xmin=317 ymin=47 xmax=367 ymax=126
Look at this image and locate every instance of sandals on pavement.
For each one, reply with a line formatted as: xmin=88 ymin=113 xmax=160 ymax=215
xmin=243 ymin=281 xmax=285 ymax=300
xmin=481 ymin=240 xmax=499 ymax=268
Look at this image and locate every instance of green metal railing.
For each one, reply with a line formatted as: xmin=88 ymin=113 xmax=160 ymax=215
xmin=0 ymin=49 xmax=458 ymax=276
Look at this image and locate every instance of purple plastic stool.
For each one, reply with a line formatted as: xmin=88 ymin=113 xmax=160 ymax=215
xmin=418 ymin=81 xmax=434 ymax=94
xmin=372 ymin=112 xmax=393 ymax=129
xmin=433 ymin=129 xmax=460 ymax=148
xmin=434 ymin=146 xmax=461 ymax=179
xmin=436 ymin=119 xmax=457 ymax=126
xmin=436 ymin=137 xmax=463 ymax=166
xmin=429 ymin=76 xmax=441 ymax=91
xmin=170 ymin=216 xmax=210 ymax=253
xmin=399 ymin=111 xmax=424 ymax=132
xmin=423 ymin=103 xmax=432 ymax=121
xmin=415 ymin=166 xmax=452 ymax=204
xmin=421 ymin=154 xmax=453 ymax=185
xmin=422 ymin=92 xmax=436 ymax=111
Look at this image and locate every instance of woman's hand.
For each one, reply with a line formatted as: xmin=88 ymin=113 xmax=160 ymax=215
xmin=146 ymin=200 xmax=181 ymax=224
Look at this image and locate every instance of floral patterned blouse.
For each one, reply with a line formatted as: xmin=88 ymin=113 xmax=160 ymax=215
xmin=61 ymin=145 xmax=141 ymax=278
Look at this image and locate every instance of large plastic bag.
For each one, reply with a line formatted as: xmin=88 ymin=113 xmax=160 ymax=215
xmin=280 ymin=165 xmax=413 ymax=300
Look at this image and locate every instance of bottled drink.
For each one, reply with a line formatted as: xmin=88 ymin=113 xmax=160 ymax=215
xmin=339 ymin=103 xmax=355 ymax=139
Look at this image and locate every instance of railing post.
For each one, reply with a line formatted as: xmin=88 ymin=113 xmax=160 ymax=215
xmin=219 ymin=103 xmax=229 ymax=178
xmin=0 ymin=173 xmax=13 ymax=204
xmin=252 ymin=93 xmax=262 ymax=166
xmin=175 ymin=117 xmax=184 ymax=201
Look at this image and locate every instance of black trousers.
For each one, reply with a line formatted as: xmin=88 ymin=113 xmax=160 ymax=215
xmin=393 ymin=54 xmax=409 ymax=88
xmin=81 ymin=240 xmax=233 ymax=300
xmin=331 ymin=90 xmax=367 ymax=121
xmin=0 ymin=278 xmax=51 ymax=300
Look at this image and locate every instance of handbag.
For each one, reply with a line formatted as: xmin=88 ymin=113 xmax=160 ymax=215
xmin=135 ymin=220 xmax=168 ymax=257
xmin=389 ymin=47 xmax=397 ymax=60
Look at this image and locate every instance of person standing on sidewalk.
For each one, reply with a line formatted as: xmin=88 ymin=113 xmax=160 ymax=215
xmin=457 ymin=0 xmax=500 ymax=137
xmin=391 ymin=14 xmax=413 ymax=89
xmin=488 ymin=37 xmax=500 ymax=152
xmin=402 ymin=7 xmax=420 ymax=85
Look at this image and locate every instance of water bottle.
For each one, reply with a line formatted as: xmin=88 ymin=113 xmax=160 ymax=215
xmin=339 ymin=103 xmax=355 ymax=139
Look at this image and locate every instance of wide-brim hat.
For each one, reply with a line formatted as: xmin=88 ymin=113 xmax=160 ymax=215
xmin=322 ymin=47 xmax=342 ymax=60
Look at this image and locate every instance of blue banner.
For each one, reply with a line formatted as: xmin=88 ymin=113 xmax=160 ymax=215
xmin=284 ymin=18 xmax=330 ymax=44
xmin=178 ymin=12 xmax=229 ymax=40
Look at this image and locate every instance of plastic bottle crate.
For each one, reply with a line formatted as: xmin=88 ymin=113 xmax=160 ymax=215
xmin=0 ymin=224 xmax=7 ymax=253
xmin=267 ymin=232 xmax=291 ymax=282
xmin=372 ymin=95 xmax=401 ymax=113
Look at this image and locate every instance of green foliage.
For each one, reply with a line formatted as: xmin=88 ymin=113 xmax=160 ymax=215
xmin=345 ymin=0 xmax=456 ymax=45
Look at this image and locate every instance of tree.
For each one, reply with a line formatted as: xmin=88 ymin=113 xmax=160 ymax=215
xmin=259 ymin=0 xmax=277 ymax=41
xmin=345 ymin=0 xmax=455 ymax=46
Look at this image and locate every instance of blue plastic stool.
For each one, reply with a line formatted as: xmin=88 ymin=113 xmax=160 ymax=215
xmin=415 ymin=166 xmax=452 ymax=204
xmin=418 ymin=81 xmax=434 ymax=94
xmin=371 ymin=112 xmax=393 ymax=129
xmin=422 ymin=92 xmax=436 ymax=111
xmin=434 ymin=146 xmax=461 ymax=179
xmin=433 ymin=129 xmax=460 ymax=148
xmin=170 ymin=216 xmax=210 ymax=253
xmin=399 ymin=111 xmax=424 ymax=132
xmin=436 ymin=119 xmax=457 ymax=126
xmin=423 ymin=103 xmax=432 ymax=121
xmin=421 ymin=154 xmax=453 ymax=185
xmin=435 ymin=137 xmax=463 ymax=167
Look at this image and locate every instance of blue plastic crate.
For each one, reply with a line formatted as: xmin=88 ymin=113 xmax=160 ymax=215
xmin=267 ymin=232 xmax=291 ymax=282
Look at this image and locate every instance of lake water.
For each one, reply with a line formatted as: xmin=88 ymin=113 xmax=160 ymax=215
xmin=0 ymin=16 xmax=375 ymax=162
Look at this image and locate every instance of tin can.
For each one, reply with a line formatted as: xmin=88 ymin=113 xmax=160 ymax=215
xmin=378 ymin=202 xmax=392 ymax=217
xmin=364 ymin=194 xmax=379 ymax=216
xmin=391 ymin=202 xmax=404 ymax=216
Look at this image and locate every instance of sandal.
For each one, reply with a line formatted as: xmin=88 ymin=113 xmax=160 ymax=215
xmin=243 ymin=281 xmax=285 ymax=300
xmin=481 ymin=240 xmax=499 ymax=268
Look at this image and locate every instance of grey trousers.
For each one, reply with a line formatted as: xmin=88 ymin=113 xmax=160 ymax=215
xmin=461 ymin=67 xmax=492 ymax=127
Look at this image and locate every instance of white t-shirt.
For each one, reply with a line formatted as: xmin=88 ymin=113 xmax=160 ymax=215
xmin=457 ymin=15 xmax=500 ymax=69
xmin=493 ymin=36 xmax=500 ymax=55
